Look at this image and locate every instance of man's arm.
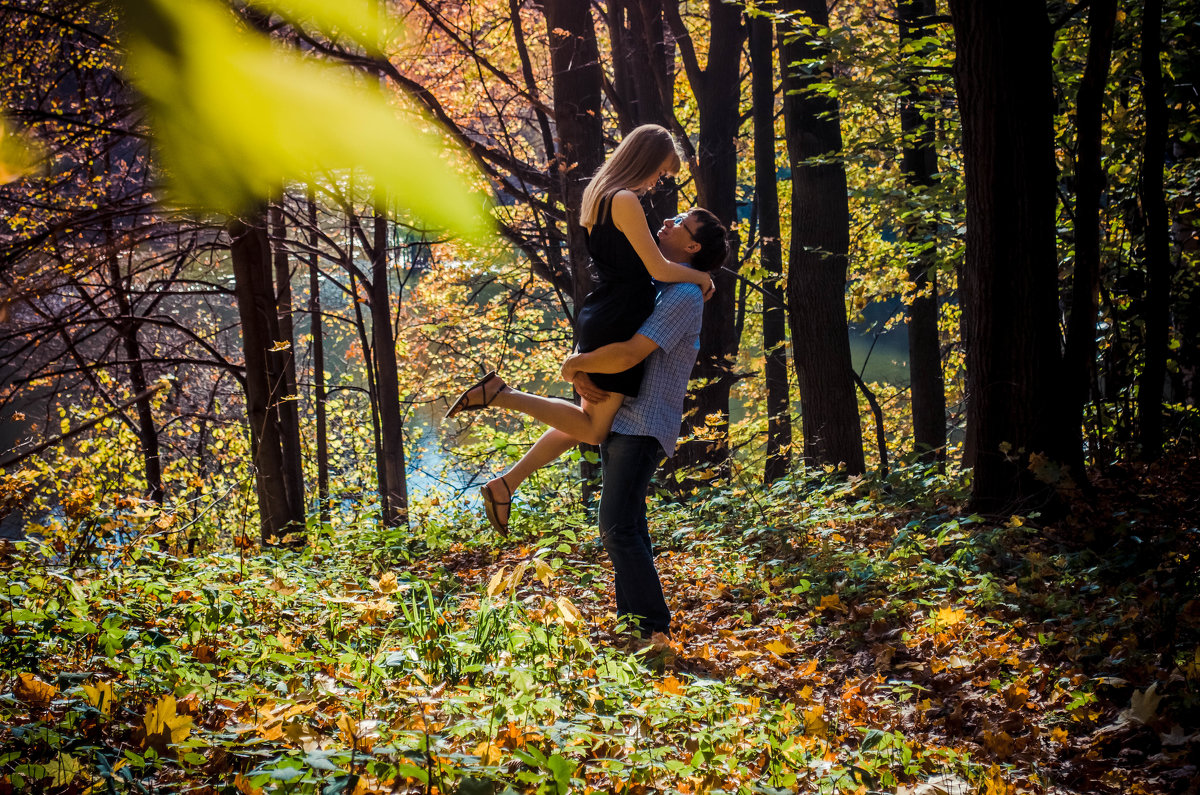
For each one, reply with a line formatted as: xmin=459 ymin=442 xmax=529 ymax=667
xmin=560 ymin=333 xmax=659 ymax=382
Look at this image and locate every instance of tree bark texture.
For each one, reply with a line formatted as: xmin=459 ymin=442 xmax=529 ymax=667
xmin=750 ymin=12 xmax=791 ymax=484
xmin=779 ymin=0 xmax=866 ymax=474
xmin=370 ymin=208 xmax=409 ymax=528
xmin=898 ymin=0 xmax=947 ymax=464
xmin=948 ymin=0 xmax=1076 ymax=510
xmin=607 ymin=0 xmax=679 ymax=224
xmin=307 ymin=194 xmax=330 ymax=525
xmin=1063 ymin=0 xmax=1118 ymax=473
xmin=105 ymin=226 xmax=164 ymax=503
xmin=544 ymin=0 xmax=606 ymax=312
xmin=229 ymin=211 xmax=304 ymax=540
xmin=269 ymin=203 xmax=307 ymax=522
xmin=666 ymin=0 xmax=745 ymax=481
xmin=1137 ymin=0 xmax=1171 ymax=459
xmin=543 ymin=0 xmax=607 ymax=500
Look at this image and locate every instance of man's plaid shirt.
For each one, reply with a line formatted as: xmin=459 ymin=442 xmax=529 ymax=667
xmin=610 ymin=281 xmax=703 ymax=455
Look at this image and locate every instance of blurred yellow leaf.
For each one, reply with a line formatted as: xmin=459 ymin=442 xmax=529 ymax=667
xmin=119 ymin=0 xmax=492 ymax=242
xmin=246 ymin=0 xmax=385 ymax=52
xmin=0 ymin=115 xmax=40 ymax=184
xmin=373 ymin=571 xmax=399 ymax=593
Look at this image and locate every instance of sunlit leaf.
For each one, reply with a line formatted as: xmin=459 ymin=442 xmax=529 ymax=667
xmin=246 ymin=0 xmax=385 ymax=52
xmin=14 ymin=672 xmax=57 ymax=707
xmin=141 ymin=694 xmax=194 ymax=751
xmin=82 ymin=680 xmax=115 ymax=716
xmin=0 ymin=115 xmax=40 ymax=184
xmin=119 ymin=0 xmax=492 ymax=243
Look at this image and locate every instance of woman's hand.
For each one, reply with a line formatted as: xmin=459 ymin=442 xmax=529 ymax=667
xmin=698 ymin=272 xmax=716 ymax=302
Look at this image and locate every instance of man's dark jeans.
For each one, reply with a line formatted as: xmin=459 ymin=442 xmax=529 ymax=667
xmin=599 ymin=432 xmax=671 ymax=635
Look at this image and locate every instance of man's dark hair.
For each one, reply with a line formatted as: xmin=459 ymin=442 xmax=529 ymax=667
xmin=688 ymin=208 xmax=729 ymax=273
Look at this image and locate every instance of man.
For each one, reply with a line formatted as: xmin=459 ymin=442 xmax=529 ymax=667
xmin=561 ymin=208 xmax=729 ymax=638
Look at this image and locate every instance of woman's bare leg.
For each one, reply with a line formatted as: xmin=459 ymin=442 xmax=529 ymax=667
xmin=489 ymin=388 xmax=623 ymax=446
xmin=481 ymin=393 xmax=623 ymax=528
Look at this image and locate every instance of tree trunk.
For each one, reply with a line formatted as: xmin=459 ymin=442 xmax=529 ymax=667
xmin=1137 ymin=0 xmax=1171 ymax=459
xmin=665 ymin=0 xmax=745 ymax=482
xmin=544 ymin=0 xmax=606 ymax=501
xmin=269 ymin=202 xmax=307 ymax=524
xmin=779 ymin=0 xmax=865 ymax=474
xmin=750 ymin=12 xmax=791 ymax=484
xmin=606 ymin=0 xmax=678 ymax=224
xmin=104 ymin=224 xmax=164 ymax=503
xmin=948 ymin=0 xmax=1076 ymax=511
xmin=1063 ymin=0 xmax=1117 ymax=474
xmin=898 ymin=0 xmax=947 ymax=464
xmin=307 ymin=193 xmax=330 ymax=525
xmin=229 ymin=210 xmax=303 ymax=540
xmin=370 ymin=207 xmax=409 ymax=528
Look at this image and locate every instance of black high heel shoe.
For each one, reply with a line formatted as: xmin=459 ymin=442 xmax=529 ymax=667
xmin=444 ymin=371 xmax=508 ymax=420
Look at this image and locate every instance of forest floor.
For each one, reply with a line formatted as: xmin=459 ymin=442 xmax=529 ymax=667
xmin=1 ymin=453 xmax=1198 ymax=794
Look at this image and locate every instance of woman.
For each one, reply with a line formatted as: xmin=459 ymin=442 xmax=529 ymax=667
xmin=445 ymin=125 xmax=718 ymax=534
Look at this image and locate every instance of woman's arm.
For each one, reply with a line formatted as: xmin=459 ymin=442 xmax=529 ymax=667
xmin=609 ymin=190 xmax=713 ymax=293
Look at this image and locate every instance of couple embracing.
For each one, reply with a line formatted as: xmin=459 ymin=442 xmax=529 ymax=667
xmin=445 ymin=124 xmax=729 ymax=641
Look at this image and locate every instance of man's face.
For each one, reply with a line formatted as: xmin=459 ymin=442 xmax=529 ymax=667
xmin=657 ymin=210 xmax=700 ymax=262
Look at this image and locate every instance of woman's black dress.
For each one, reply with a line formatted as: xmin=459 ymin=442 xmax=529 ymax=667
xmin=575 ymin=198 xmax=656 ymax=397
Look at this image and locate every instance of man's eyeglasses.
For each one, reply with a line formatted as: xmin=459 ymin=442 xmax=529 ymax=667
xmin=671 ymin=213 xmax=697 ymax=242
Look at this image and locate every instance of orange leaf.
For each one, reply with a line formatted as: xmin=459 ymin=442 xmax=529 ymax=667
xmin=15 ymin=672 xmax=58 ymax=707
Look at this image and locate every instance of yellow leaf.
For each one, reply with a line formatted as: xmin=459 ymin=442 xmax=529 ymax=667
xmin=46 ymin=753 xmax=80 ymax=788
xmin=555 ymin=596 xmax=583 ymax=625
xmin=246 ymin=0 xmax=385 ymax=52
xmin=142 ymin=694 xmax=194 ymax=752
xmin=473 ymin=740 xmax=504 ymax=765
xmin=120 ymin=0 xmax=493 ymax=242
xmin=82 ymin=680 xmax=115 ymax=716
xmin=373 ymin=571 xmax=400 ymax=594
xmin=655 ymin=676 xmax=686 ymax=696
xmin=15 ymin=672 xmax=58 ymax=707
xmin=818 ymin=594 xmax=843 ymax=611
xmin=486 ymin=566 xmax=507 ymax=597
xmin=533 ymin=558 xmax=554 ymax=587
xmin=933 ymin=605 xmax=966 ymax=628
xmin=765 ymin=639 xmax=793 ymax=656
xmin=802 ymin=704 xmax=827 ymax=736
xmin=0 ymin=115 xmax=41 ymax=184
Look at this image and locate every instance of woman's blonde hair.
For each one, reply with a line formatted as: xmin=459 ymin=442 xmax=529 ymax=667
xmin=580 ymin=124 xmax=683 ymax=229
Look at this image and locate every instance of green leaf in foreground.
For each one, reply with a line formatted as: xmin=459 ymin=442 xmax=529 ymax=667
xmin=119 ymin=0 xmax=493 ymax=243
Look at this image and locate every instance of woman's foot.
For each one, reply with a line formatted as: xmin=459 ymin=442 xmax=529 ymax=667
xmin=481 ymin=475 xmax=512 ymax=535
xmin=444 ymin=371 xmax=508 ymax=420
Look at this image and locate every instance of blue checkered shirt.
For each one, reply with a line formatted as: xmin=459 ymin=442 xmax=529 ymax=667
xmin=610 ymin=282 xmax=703 ymax=455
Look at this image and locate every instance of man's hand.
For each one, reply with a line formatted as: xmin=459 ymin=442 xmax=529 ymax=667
xmin=572 ymin=372 xmax=610 ymax=404
xmin=560 ymin=353 xmax=582 ymax=384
